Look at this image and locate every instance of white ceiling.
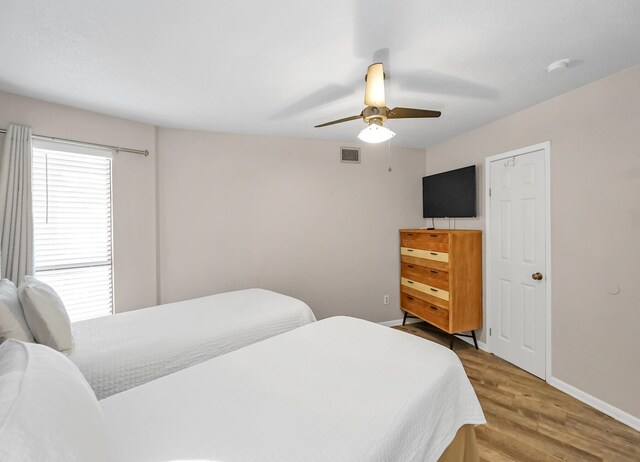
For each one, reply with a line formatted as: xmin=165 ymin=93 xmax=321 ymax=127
xmin=1 ymin=0 xmax=639 ymax=149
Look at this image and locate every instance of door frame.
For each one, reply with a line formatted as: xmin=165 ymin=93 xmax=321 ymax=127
xmin=484 ymin=141 xmax=552 ymax=380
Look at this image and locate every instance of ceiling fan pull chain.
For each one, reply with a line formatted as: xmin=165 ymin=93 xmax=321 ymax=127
xmin=387 ymin=139 xmax=393 ymax=173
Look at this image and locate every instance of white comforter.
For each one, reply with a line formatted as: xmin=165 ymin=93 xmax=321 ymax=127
xmin=69 ymin=288 xmax=315 ymax=400
xmin=101 ymin=316 xmax=485 ymax=462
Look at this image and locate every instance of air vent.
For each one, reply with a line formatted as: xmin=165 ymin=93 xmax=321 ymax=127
xmin=340 ymin=147 xmax=360 ymax=164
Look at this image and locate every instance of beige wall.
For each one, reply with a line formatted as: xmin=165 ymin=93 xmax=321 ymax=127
xmin=0 ymin=91 xmax=158 ymax=312
xmin=0 ymin=89 xmax=425 ymax=323
xmin=3 ymin=64 xmax=637 ymax=420
xmin=157 ymin=129 xmax=425 ymax=321
xmin=424 ymin=65 xmax=640 ymax=419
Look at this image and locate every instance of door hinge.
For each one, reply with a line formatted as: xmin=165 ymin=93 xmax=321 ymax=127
xmin=489 ymin=327 xmax=492 ymax=336
xmin=489 ymin=188 xmax=492 ymax=197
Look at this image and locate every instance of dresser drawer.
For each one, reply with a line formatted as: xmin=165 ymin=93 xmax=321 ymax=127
xmin=400 ymin=247 xmax=449 ymax=263
xmin=401 ymin=262 xmax=449 ymax=290
xmin=401 ymin=277 xmax=450 ymax=301
xmin=401 ymin=232 xmax=449 ymax=252
xmin=401 ymin=292 xmax=449 ymax=331
xmin=401 ymin=285 xmax=449 ymax=310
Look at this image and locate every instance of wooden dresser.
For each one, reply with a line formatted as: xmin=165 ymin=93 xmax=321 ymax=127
xmin=399 ymin=229 xmax=482 ymax=348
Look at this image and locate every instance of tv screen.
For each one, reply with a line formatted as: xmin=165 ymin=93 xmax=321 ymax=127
xmin=423 ymin=165 xmax=477 ymax=218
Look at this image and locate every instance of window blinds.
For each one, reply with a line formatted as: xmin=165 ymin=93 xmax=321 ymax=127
xmin=32 ymin=147 xmax=113 ymax=322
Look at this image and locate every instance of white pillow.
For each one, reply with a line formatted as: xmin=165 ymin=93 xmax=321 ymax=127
xmin=0 ymin=340 xmax=112 ymax=462
xmin=18 ymin=276 xmax=74 ymax=353
xmin=0 ymin=278 xmax=34 ymax=344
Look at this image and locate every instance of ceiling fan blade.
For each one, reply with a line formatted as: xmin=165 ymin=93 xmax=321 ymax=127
xmin=387 ymin=107 xmax=441 ymax=119
xmin=314 ymin=114 xmax=363 ymax=128
xmin=364 ymin=63 xmax=386 ymax=107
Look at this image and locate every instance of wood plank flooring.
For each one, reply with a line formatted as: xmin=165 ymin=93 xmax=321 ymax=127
xmin=394 ymin=322 xmax=640 ymax=462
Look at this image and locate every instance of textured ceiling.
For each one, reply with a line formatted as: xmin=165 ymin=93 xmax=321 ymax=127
xmin=1 ymin=0 xmax=639 ymax=148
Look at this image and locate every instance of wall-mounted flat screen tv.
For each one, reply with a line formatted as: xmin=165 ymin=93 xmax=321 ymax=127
xmin=422 ymin=165 xmax=477 ymax=218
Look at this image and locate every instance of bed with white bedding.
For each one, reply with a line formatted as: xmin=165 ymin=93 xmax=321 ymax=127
xmin=69 ymin=288 xmax=315 ymax=399
xmin=99 ymin=316 xmax=486 ymax=462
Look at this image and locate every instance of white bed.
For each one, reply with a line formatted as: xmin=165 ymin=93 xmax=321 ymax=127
xmin=100 ymin=316 xmax=485 ymax=462
xmin=68 ymin=288 xmax=315 ymax=400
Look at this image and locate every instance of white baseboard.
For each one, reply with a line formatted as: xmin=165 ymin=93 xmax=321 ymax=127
xmin=378 ymin=318 xmax=422 ymax=327
xmin=387 ymin=317 xmax=639 ymax=432
xmin=381 ymin=320 xmax=489 ymax=351
xmin=383 ymin=320 xmax=639 ymax=432
xmin=548 ymin=377 xmax=640 ymax=432
xmin=457 ymin=334 xmax=489 ymax=352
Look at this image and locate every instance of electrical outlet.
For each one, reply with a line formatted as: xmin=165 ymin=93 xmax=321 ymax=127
xmin=383 ymin=295 xmax=390 ymax=305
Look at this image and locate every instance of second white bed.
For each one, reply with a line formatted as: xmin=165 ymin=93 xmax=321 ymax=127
xmin=69 ymin=288 xmax=316 ymax=399
xmin=101 ymin=316 xmax=485 ymax=462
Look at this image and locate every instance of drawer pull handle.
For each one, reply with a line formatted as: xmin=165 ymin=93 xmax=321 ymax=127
xmin=430 ymin=234 xmax=438 ymax=237
xmin=430 ymin=306 xmax=437 ymax=310
xmin=430 ymin=270 xmax=437 ymax=274
xmin=430 ymin=252 xmax=438 ymax=256
xmin=407 ymin=264 xmax=414 ymax=268
xmin=407 ymin=280 xmax=414 ymax=284
xmin=407 ymin=296 xmax=414 ymax=300
xmin=430 ymin=288 xmax=438 ymax=292
xmin=407 ymin=249 xmax=414 ymax=252
xmin=407 ymin=233 xmax=414 ymax=236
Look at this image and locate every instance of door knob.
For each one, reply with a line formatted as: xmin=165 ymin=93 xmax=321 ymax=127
xmin=532 ymin=272 xmax=543 ymax=281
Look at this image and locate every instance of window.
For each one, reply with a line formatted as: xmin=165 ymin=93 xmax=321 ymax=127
xmin=32 ymin=141 xmax=113 ymax=322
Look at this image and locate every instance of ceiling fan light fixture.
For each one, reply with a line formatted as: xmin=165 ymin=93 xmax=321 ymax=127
xmin=364 ymin=63 xmax=386 ymax=107
xmin=358 ymin=122 xmax=395 ymax=144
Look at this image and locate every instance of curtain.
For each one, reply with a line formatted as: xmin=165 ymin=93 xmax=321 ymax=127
xmin=0 ymin=124 xmax=34 ymax=285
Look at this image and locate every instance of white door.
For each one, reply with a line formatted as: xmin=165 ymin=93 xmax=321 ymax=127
xmin=489 ymin=148 xmax=547 ymax=379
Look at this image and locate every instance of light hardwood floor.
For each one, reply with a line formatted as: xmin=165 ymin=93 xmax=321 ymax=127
xmin=394 ymin=322 xmax=640 ymax=462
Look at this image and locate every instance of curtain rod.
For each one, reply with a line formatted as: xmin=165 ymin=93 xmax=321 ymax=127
xmin=0 ymin=128 xmax=149 ymax=157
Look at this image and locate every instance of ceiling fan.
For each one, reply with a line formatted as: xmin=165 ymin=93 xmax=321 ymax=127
xmin=314 ymin=63 xmax=441 ymax=143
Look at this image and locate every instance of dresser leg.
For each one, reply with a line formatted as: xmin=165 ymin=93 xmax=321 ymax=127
xmin=402 ymin=311 xmax=408 ymax=326
xmin=449 ymin=334 xmax=455 ymax=350
xmin=471 ymin=330 xmax=478 ymax=349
